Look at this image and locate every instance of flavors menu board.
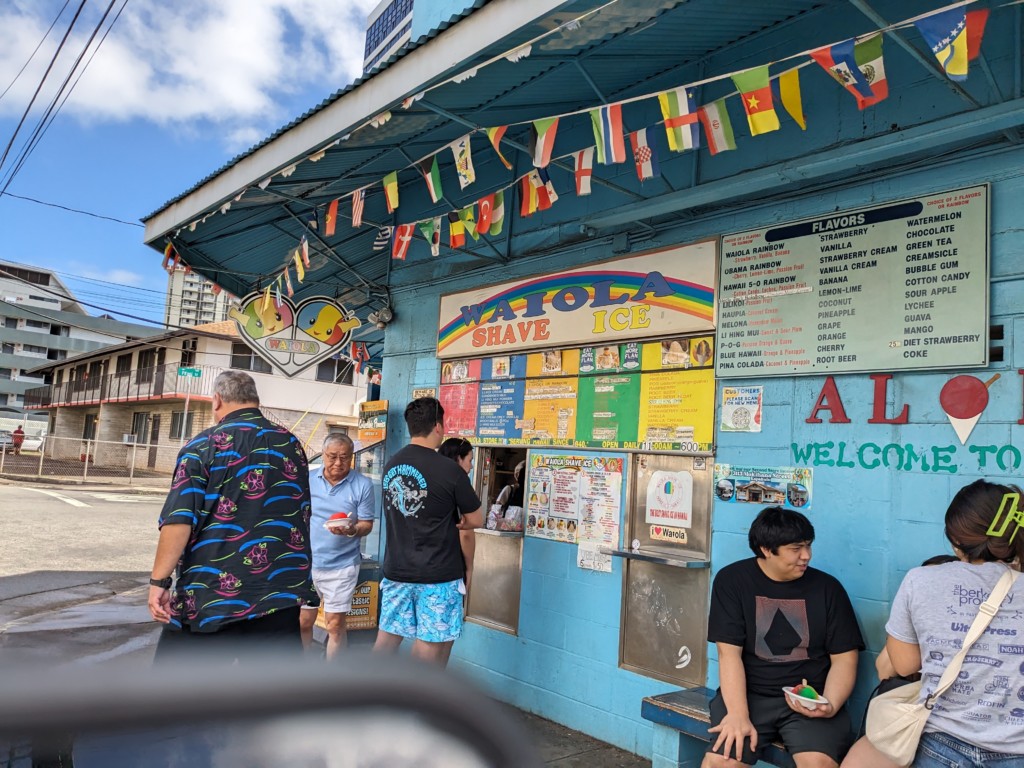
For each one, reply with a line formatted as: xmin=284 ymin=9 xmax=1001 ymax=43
xmin=439 ymin=340 xmax=715 ymax=452
xmin=716 ymin=186 xmax=989 ymax=378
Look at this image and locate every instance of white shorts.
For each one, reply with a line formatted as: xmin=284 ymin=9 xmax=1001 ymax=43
xmin=307 ymin=565 xmax=360 ymax=613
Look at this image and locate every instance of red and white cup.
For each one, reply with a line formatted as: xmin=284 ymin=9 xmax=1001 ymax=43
xmin=325 ymin=512 xmax=354 ymax=533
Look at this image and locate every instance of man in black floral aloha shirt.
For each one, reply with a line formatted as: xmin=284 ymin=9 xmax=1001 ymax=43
xmin=147 ymin=370 xmax=318 ymax=659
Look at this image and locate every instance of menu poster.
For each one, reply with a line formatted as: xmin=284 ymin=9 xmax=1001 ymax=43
xmin=357 ymin=400 xmax=388 ymax=446
xmin=637 ymin=368 xmax=715 ymax=451
xmin=578 ymin=454 xmax=624 ymax=548
xmin=522 ymin=378 xmax=578 ymax=441
xmin=525 ymin=451 xmax=626 ymax=556
xmin=439 ymin=383 xmax=479 ymax=437
xmin=713 ymin=464 xmax=813 ymax=510
xmin=477 ymin=377 xmax=526 ymax=441
xmin=441 ymin=358 xmax=481 ymax=384
xmin=576 ymin=374 xmax=641 ymax=444
xmin=527 ymin=349 xmax=580 ymax=377
xmin=717 ymin=186 xmax=988 ymax=378
xmin=720 ymin=386 xmax=763 ymax=433
xmin=481 ymin=355 xmax=526 ymax=379
xmin=579 ymin=342 xmax=642 ymax=373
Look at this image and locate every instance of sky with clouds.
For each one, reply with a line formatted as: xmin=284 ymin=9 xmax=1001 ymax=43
xmin=0 ymin=0 xmax=377 ymax=324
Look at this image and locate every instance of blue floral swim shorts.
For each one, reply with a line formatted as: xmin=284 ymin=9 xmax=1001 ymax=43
xmin=378 ymin=577 xmax=464 ymax=643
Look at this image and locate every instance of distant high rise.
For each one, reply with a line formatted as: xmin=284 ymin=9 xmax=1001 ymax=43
xmin=164 ymin=267 xmax=236 ymax=328
xmin=363 ymin=0 xmax=415 ymax=73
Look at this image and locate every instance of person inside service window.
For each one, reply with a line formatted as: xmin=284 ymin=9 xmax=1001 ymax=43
xmin=703 ymin=506 xmax=863 ymax=768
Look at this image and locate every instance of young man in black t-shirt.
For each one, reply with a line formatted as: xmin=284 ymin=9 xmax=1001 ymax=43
xmin=373 ymin=397 xmax=482 ymax=667
xmin=704 ymin=506 xmax=863 ymax=768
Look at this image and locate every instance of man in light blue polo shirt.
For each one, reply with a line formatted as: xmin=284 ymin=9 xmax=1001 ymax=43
xmin=299 ymin=433 xmax=375 ymax=658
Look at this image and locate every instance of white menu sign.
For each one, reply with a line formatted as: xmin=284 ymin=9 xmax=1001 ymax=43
xmin=716 ymin=186 xmax=989 ymax=378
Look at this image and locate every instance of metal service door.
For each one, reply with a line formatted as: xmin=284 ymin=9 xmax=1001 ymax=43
xmin=619 ymin=453 xmax=712 ymax=687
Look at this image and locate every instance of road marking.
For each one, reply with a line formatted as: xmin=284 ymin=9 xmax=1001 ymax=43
xmin=87 ymin=493 xmax=160 ymax=504
xmin=21 ymin=487 xmax=91 ymax=508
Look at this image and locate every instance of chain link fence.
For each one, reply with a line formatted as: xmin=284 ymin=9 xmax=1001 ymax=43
xmin=0 ymin=435 xmax=179 ymax=486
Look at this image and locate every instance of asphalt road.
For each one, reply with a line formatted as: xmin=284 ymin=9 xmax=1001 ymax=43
xmin=0 ymin=481 xmax=167 ymax=666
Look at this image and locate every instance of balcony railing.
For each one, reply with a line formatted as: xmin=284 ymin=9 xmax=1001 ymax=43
xmin=23 ymin=363 xmax=221 ymax=409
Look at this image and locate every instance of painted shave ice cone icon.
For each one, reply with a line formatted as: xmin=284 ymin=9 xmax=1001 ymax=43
xmin=939 ymin=374 xmax=1000 ymax=445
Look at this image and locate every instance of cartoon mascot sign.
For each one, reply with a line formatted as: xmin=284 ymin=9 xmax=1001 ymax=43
xmin=229 ymin=293 xmax=361 ymax=377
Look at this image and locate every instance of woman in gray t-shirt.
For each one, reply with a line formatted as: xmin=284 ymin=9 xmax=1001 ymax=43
xmin=843 ymin=479 xmax=1024 ymax=768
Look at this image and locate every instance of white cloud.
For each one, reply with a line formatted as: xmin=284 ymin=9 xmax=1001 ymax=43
xmin=0 ymin=0 xmax=379 ymax=149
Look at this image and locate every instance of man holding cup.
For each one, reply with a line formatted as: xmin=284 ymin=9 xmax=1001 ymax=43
xmin=300 ymin=432 xmax=375 ymax=658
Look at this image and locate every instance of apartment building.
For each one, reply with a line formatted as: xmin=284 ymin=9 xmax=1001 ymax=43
xmin=164 ymin=266 xmax=237 ymax=328
xmin=0 ymin=259 xmax=155 ymax=420
xmin=23 ymin=321 xmax=367 ymax=471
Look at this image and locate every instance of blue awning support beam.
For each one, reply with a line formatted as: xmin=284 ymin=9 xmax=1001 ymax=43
xmin=416 ymin=99 xmax=646 ymax=202
xmin=847 ymin=0 xmax=1020 ymax=146
xmin=586 ymin=96 xmax=1024 ymax=230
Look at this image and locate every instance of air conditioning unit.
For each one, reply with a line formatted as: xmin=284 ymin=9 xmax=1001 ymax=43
xmin=123 ymin=434 xmax=137 ymax=444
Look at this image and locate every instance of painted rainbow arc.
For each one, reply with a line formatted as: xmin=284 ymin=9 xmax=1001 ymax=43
xmin=438 ymin=270 xmax=714 ymax=352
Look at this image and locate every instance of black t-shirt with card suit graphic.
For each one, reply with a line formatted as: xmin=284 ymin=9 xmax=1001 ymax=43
xmin=708 ymin=558 xmax=864 ymax=697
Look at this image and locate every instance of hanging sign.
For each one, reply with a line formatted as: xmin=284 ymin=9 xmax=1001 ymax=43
xmin=229 ymin=293 xmax=361 ymax=377
xmin=717 ymin=185 xmax=988 ymax=378
xmin=436 ymin=242 xmax=717 ymax=359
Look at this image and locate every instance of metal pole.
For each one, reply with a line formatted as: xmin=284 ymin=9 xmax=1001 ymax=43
xmin=82 ymin=440 xmax=90 ymax=483
xmin=129 ymin=443 xmax=137 ymax=486
xmin=37 ymin=438 xmax=45 ymax=478
xmin=0 ymin=443 xmax=5 ymax=473
xmin=181 ymin=386 xmax=191 ymax=448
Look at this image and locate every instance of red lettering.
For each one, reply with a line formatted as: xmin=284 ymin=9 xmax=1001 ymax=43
xmin=487 ymin=326 xmax=502 ymax=346
xmin=517 ymin=321 xmax=534 ymax=340
xmin=471 ymin=327 xmax=487 ymax=347
xmin=868 ymin=373 xmax=909 ymax=424
xmin=502 ymin=326 xmax=516 ymax=344
xmin=806 ymin=376 xmax=851 ymax=423
xmin=534 ymin=319 xmax=550 ymax=341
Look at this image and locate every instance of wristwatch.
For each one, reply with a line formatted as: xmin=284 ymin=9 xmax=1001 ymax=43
xmin=149 ymin=576 xmax=173 ymax=589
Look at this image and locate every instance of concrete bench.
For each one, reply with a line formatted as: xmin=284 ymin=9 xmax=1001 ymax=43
xmin=642 ymin=687 xmax=794 ymax=768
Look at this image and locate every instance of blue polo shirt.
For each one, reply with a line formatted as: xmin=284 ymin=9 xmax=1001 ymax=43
xmin=309 ymin=467 xmax=375 ymax=570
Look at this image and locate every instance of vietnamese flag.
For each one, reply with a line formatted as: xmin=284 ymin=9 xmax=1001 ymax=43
xmin=731 ymin=65 xmax=780 ymax=136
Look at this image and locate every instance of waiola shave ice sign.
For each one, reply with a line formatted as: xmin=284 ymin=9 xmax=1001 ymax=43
xmin=436 ymin=243 xmax=717 ymax=359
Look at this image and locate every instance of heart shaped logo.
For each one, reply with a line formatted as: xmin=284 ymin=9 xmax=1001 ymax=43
xmin=229 ymin=292 xmax=361 ymax=377
xmin=654 ymin=526 xmax=663 ymax=535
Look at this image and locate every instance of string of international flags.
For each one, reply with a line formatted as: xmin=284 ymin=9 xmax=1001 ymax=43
xmin=170 ymin=0 xmax=996 ymax=303
xmin=362 ymin=0 xmax=990 ymax=262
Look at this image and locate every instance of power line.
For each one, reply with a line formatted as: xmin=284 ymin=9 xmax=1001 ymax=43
xmin=0 ymin=0 xmax=72 ymax=105
xmin=0 ymin=0 xmax=88 ymax=175
xmin=0 ymin=191 xmax=143 ymax=227
xmin=2 ymin=0 xmax=124 ymax=194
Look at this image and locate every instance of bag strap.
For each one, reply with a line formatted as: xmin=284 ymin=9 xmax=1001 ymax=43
xmin=926 ymin=567 xmax=1019 ymax=708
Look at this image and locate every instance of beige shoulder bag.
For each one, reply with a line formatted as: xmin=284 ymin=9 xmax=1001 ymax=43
xmin=865 ymin=567 xmax=1018 ymax=767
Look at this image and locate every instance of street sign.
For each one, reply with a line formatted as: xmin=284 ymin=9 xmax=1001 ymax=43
xmin=177 ymin=367 xmax=202 ymax=378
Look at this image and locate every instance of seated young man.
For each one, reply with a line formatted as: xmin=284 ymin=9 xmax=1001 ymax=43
xmin=703 ymin=506 xmax=863 ymax=768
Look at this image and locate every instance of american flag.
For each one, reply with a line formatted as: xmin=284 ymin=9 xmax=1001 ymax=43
xmin=351 ymin=188 xmax=365 ymax=228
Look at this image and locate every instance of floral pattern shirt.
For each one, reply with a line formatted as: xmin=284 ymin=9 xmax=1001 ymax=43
xmin=159 ymin=407 xmax=318 ymax=632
